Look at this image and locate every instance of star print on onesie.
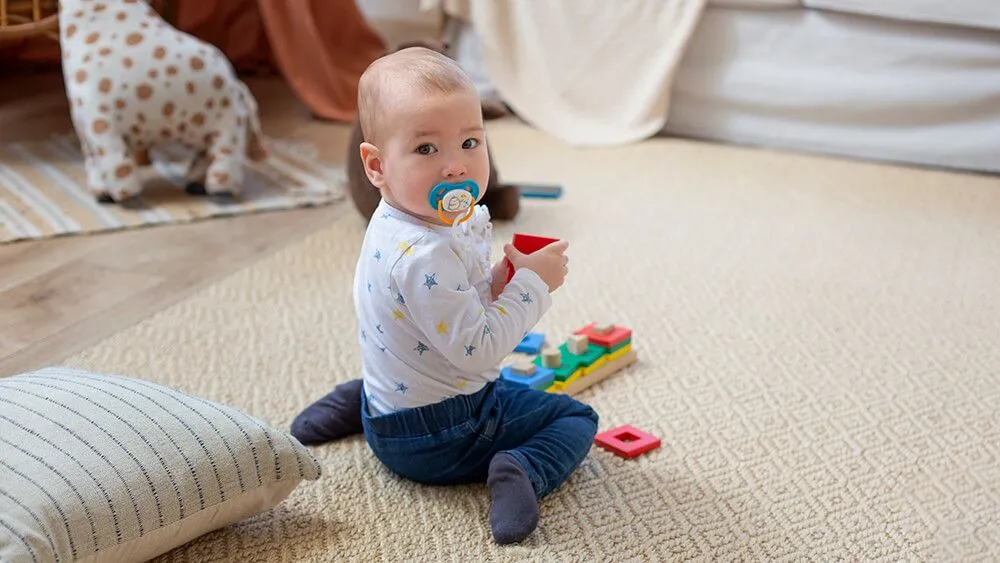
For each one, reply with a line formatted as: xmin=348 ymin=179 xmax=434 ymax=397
xmin=354 ymin=199 xmax=552 ymax=415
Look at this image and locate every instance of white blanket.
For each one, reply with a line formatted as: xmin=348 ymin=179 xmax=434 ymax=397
xmin=426 ymin=0 xmax=707 ymax=147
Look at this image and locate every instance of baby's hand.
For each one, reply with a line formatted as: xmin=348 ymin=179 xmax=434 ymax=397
xmin=490 ymin=260 xmax=510 ymax=300
xmin=503 ymin=240 xmax=569 ymax=292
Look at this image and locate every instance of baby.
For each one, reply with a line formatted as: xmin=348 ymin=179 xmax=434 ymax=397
xmin=291 ymin=47 xmax=599 ymax=544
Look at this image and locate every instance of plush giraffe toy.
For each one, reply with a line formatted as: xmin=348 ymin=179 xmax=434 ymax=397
xmin=58 ymin=0 xmax=268 ymax=204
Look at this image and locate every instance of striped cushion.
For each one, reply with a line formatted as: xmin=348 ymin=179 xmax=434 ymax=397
xmin=0 ymin=367 xmax=323 ymax=563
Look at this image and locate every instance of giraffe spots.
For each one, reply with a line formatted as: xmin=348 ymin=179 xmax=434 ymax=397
xmin=99 ymin=104 xmax=109 ymax=113
xmin=75 ymin=69 xmax=87 ymax=84
xmin=98 ymin=78 xmax=113 ymax=93
xmin=117 ymin=11 xmax=127 ymax=21
xmin=123 ymin=57 xmax=133 ymax=69
xmin=219 ymin=147 xmax=233 ymax=156
xmin=115 ymin=98 xmax=126 ymax=110
xmin=137 ymin=113 xmax=146 ymax=123
xmin=160 ymin=128 xmax=172 ymax=138
xmin=186 ymin=82 xmax=196 ymax=95
xmin=140 ymin=21 xmax=149 ymax=28
xmin=66 ymin=24 xmax=78 ymax=38
xmin=220 ymin=97 xmax=231 ymax=109
xmin=115 ymin=164 xmax=133 ymax=179
xmin=92 ymin=119 xmax=110 ymax=134
xmin=190 ymin=57 xmax=205 ymax=71
xmin=136 ymin=83 xmax=153 ymax=100
xmin=134 ymin=149 xmax=151 ymax=166
xmin=177 ymin=122 xmax=188 ymax=134
xmin=96 ymin=147 xmax=106 ymax=157
xmin=162 ymin=102 xmax=176 ymax=117
xmin=99 ymin=47 xmax=111 ymax=57
xmin=203 ymin=132 xmax=217 ymax=144
xmin=191 ymin=113 xmax=206 ymax=126
xmin=72 ymin=10 xmax=84 ymax=18
xmin=85 ymin=32 xmax=100 ymax=44
xmin=212 ymin=172 xmax=230 ymax=185
xmin=206 ymin=99 xmax=215 ymax=110
xmin=148 ymin=69 xmax=159 ymax=79
xmin=124 ymin=0 xmax=137 ymax=3
xmin=94 ymin=4 xmax=107 ymax=12
xmin=83 ymin=55 xmax=92 ymax=63
xmin=236 ymin=116 xmax=245 ymax=127
xmin=166 ymin=65 xmax=178 ymax=76
xmin=212 ymin=75 xmax=225 ymax=90
xmin=153 ymin=47 xmax=167 ymax=60
xmin=130 ymin=124 xmax=141 ymax=136
xmin=126 ymin=32 xmax=144 ymax=46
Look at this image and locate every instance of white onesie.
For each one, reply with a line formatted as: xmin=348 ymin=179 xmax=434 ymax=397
xmin=354 ymin=199 xmax=552 ymax=415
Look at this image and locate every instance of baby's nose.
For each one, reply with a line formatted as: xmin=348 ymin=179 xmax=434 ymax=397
xmin=443 ymin=161 xmax=467 ymax=178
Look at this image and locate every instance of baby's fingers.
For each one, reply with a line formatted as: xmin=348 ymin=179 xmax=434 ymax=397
xmin=542 ymin=239 xmax=569 ymax=255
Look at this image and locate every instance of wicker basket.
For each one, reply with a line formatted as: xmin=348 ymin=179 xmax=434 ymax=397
xmin=0 ymin=0 xmax=59 ymax=42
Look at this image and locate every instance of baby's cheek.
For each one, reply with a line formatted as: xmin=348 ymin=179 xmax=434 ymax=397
xmin=475 ymin=154 xmax=492 ymax=184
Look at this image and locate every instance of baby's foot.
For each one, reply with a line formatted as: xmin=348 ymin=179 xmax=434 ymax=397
xmin=487 ymin=453 xmax=539 ymax=544
xmin=290 ymin=379 xmax=364 ymax=445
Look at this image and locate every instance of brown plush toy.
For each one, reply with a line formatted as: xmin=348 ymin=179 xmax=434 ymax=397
xmin=346 ymin=40 xmax=521 ymax=223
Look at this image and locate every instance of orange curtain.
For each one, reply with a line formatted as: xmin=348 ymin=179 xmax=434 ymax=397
xmin=257 ymin=0 xmax=386 ymax=122
xmin=0 ymin=0 xmax=386 ymax=122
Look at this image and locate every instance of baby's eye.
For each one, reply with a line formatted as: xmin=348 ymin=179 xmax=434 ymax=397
xmin=462 ymin=138 xmax=480 ymax=150
xmin=416 ymin=144 xmax=437 ymax=155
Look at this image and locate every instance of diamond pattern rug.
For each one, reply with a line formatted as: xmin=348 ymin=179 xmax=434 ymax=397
xmin=57 ymin=121 xmax=1000 ymax=560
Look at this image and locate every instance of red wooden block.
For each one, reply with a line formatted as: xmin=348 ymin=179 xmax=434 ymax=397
xmin=594 ymin=424 xmax=660 ymax=459
xmin=505 ymin=232 xmax=561 ymax=282
xmin=575 ymin=323 xmax=632 ymax=349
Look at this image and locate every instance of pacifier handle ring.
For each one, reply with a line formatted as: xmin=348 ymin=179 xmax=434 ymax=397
xmin=438 ymin=200 xmax=475 ymax=226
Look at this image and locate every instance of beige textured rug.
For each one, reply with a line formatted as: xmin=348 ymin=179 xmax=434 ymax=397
xmin=61 ymin=121 xmax=1000 ymax=560
xmin=0 ymin=134 xmax=345 ymax=244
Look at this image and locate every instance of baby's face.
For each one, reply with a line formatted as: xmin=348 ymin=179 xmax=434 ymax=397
xmin=377 ymin=88 xmax=490 ymax=224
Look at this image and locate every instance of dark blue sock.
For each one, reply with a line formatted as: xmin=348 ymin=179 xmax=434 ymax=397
xmin=487 ymin=453 xmax=539 ymax=544
xmin=290 ymin=379 xmax=363 ymax=446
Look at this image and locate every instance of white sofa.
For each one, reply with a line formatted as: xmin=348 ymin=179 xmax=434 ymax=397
xmin=445 ymin=0 xmax=1000 ymax=175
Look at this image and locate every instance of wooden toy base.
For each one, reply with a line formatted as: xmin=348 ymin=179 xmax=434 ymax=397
xmin=549 ymin=348 xmax=638 ymax=396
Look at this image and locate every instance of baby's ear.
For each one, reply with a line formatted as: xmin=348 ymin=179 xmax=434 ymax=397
xmin=359 ymin=142 xmax=385 ymax=188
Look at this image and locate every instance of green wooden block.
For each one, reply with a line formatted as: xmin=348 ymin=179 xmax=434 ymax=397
xmin=534 ymin=342 xmax=607 ymax=381
xmin=564 ymin=342 xmax=606 ymax=366
xmin=535 ymin=354 xmax=581 ymax=381
xmin=598 ymin=337 xmax=632 ymax=354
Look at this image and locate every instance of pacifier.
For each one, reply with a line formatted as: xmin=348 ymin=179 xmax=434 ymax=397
xmin=428 ymin=179 xmax=480 ymax=225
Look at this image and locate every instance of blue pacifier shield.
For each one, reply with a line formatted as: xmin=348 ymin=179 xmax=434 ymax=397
xmin=428 ymin=180 xmax=480 ymax=213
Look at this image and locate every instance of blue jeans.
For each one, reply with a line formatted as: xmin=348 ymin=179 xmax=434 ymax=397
xmin=361 ymin=380 xmax=599 ymax=499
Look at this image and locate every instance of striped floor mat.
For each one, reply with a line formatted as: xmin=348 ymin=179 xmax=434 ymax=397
xmin=0 ymin=133 xmax=345 ymax=244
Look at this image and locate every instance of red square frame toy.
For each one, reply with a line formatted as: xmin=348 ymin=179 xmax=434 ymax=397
xmin=594 ymin=424 xmax=661 ymax=459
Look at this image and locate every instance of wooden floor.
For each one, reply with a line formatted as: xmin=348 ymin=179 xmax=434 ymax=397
xmin=0 ymin=70 xmax=356 ymax=377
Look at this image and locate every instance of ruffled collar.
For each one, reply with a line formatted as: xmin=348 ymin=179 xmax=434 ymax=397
xmin=451 ymin=204 xmax=494 ymax=278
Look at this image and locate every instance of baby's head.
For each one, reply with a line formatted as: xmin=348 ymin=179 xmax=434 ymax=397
xmin=357 ymin=46 xmax=490 ymax=225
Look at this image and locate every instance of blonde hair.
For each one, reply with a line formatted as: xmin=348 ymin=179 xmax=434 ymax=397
xmin=357 ymin=47 xmax=476 ymax=145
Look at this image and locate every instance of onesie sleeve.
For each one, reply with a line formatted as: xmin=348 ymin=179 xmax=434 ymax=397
xmin=392 ymin=238 xmax=552 ymax=374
